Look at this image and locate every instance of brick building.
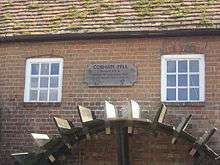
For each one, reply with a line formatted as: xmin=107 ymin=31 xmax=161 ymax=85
xmin=1 ymin=0 xmax=220 ymax=165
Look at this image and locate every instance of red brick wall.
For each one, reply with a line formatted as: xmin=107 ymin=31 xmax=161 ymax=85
xmin=0 ymin=36 xmax=220 ymax=164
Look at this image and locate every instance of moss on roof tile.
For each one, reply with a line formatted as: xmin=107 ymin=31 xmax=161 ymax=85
xmin=0 ymin=0 xmax=219 ymax=37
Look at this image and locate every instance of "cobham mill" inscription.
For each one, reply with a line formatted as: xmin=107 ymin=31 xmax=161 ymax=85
xmin=85 ymin=63 xmax=137 ymax=86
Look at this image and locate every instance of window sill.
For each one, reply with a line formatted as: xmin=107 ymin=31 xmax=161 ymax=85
xmin=162 ymin=102 xmax=205 ymax=107
xmin=23 ymin=102 xmax=62 ymax=107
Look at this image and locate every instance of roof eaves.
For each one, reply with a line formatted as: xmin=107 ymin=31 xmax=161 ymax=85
xmin=1 ymin=29 xmax=220 ymax=43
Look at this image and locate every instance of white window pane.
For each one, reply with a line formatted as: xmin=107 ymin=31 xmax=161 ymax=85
xmin=190 ymin=60 xmax=199 ymax=72
xmin=178 ymin=88 xmax=188 ymax=100
xmin=50 ymin=77 xmax=59 ymax=88
xmin=178 ymin=60 xmax=188 ymax=72
xmin=167 ymin=75 xmax=176 ymax=87
xmin=190 ymin=75 xmax=199 ymax=86
xmin=31 ymin=64 xmax=39 ymax=75
xmin=167 ymin=61 xmax=176 ymax=73
xmin=40 ymin=63 xmax=49 ymax=75
xmin=51 ymin=63 xmax=60 ymax=75
xmin=167 ymin=88 xmax=176 ymax=101
xmin=49 ymin=89 xmax=58 ymax=101
xmin=190 ymin=88 xmax=199 ymax=100
xmin=30 ymin=90 xmax=38 ymax=101
xmin=40 ymin=77 xmax=49 ymax=88
xmin=31 ymin=77 xmax=38 ymax=88
xmin=178 ymin=74 xmax=187 ymax=86
xmin=39 ymin=90 xmax=48 ymax=101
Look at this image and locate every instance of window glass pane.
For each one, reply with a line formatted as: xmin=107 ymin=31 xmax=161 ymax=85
xmin=50 ymin=77 xmax=59 ymax=88
xmin=30 ymin=90 xmax=38 ymax=101
xmin=190 ymin=60 xmax=199 ymax=72
xmin=51 ymin=63 xmax=60 ymax=75
xmin=31 ymin=64 xmax=39 ymax=75
xmin=190 ymin=88 xmax=199 ymax=100
xmin=39 ymin=90 xmax=48 ymax=101
xmin=178 ymin=74 xmax=188 ymax=86
xmin=178 ymin=60 xmax=188 ymax=73
xmin=49 ymin=89 xmax=58 ymax=101
xmin=190 ymin=75 xmax=199 ymax=86
xmin=31 ymin=77 xmax=38 ymax=88
xmin=40 ymin=77 xmax=49 ymax=88
xmin=40 ymin=63 xmax=49 ymax=75
xmin=167 ymin=88 xmax=176 ymax=101
xmin=167 ymin=61 xmax=176 ymax=73
xmin=178 ymin=88 xmax=188 ymax=100
xmin=167 ymin=75 xmax=176 ymax=87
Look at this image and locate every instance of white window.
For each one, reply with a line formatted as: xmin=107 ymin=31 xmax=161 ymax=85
xmin=161 ymin=55 xmax=205 ymax=102
xmin=24 ymin=58 xmax=63 ymax=102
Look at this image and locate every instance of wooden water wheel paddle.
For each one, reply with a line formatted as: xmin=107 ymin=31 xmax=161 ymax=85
xmin=11 ymin=102 xmax=219 ymax=165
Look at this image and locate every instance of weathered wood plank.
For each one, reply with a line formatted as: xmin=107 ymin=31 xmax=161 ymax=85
xmin=116 ymin=122 xmax=130 ymax=165
xmin=190 ymin=128 xmax=217 ymax=165
xmin=152 ymin=104 xmax=167 ymax=136
xmin=190 ymin=128 xmax=217 ymax=156
xmin=104 ymin=101 xmax=118 ymax=134
xmin=172 ymin=114 xmax=192 ymax=144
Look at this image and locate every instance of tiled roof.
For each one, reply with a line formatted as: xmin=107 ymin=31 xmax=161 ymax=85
xmin=0 ymin=0 xmax=220 ymax=37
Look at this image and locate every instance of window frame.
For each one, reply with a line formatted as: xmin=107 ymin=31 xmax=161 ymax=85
xmin=24 ymin=58 xmax=64 ymax=103
xmin=161 ymin=54 xmax=205 ymax=102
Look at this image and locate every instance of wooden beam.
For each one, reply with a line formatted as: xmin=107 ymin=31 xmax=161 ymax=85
xmin=11 ymin=109 xmax=219 ymax=165
xmin=130 ymin=100 xmax=141 ymax=119
xmin=54 ymin=117 xmax=72 ymax=130
xmin=190 ymin=128 xmax=217 ymax=156
xmin=11 ymin=152 xmax=49 ymax=165
xmin=77 ymin=105 xmax=94 ymax=139
xmin=104 ymin=101 xmax=117 ymax=134
xmin=78 ymin=105 xmax=94 ymax=123
xmin=192 ymin=150 xmax=205 ymax=165
xmin=104 ymin=101 xmax=118 ymax=119
xmin=155 ymin=104 xmax=167 ymax=123
xmin=31 ymin=133 xmax=69 ymax=163
xmin=172 ymin=114 xmax=192 ymax=144
xmin=152 ymin=104 xmax=167 ymax=136
xmin=189 ymin=128 xmax=217 ymax=165
xmin=127 ymin=100 xmax=133 ymax=134
xmin=126 ymin=100 xmax=141 ymax=133
xmin=31 ymin=133 xmax=56 ymax=163
xmin=53 ymin=117 xmax=76 ymax=149
xmin=31 ymin=133 xmax=50 ymax=148
xmin=116 ymin=123 xmax=130 ymax=165
xmin=215 ymin=155 xmax=220 ymax=165
xmin=77 ymin=105 xmax=107 ymax=139
xmin=11 ymin=153 xmax=30 ymax=165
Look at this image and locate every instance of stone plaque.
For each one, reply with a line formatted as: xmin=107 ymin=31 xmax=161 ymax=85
xmin=85 ymin=63 xmax=137 ymax=86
